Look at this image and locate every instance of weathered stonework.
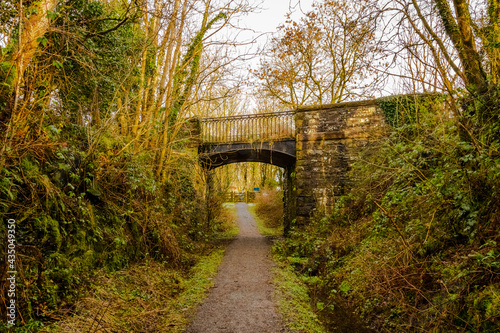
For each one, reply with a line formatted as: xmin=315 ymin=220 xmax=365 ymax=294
xmin=294 ymin=101 xmax=387 ymax=224
xmin=191 ymin=99 xmax=387 ymax=230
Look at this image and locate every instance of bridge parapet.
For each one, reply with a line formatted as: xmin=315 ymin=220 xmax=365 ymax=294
xmin=200 ymin=111 xmax=295 ymax=144
xmin=193 ymin=99 xmax=388 ymax=232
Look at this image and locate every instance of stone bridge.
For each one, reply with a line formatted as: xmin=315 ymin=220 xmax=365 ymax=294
xmin=189 ymin=100 xmax=387 ymax=233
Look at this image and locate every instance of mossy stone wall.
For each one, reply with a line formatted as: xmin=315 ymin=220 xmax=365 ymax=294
xmin=294 ymin=101 xmax=387 ymax=224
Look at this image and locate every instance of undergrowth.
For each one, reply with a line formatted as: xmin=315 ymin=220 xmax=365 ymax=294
xmin=0 ymin=124 xmax=228 ymax=331
xmin=41 ymin=249 xmax=225 ymax=332
xmin=217 ymin=203 xmax=239 ymax=240
xmin=253 ymin=187 xmax=284 ymax=230
xmin=276 ymin=94 xmax=500 ymax=332
xmin=0 ymin=0 xmax=234 ymax=330
xmin=248 ymin=203 xmax=283 ymax=237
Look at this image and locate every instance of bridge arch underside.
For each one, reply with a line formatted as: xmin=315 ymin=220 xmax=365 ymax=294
xmin=199 ymin=141 xmax=296 ymax=170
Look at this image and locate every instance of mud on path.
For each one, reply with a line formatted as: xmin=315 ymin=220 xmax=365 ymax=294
xmin=186 ymin=203 xmax=288 ymax=333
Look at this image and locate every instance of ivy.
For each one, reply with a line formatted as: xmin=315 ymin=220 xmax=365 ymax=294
xmin=170 ymin=12 xmax=227 ymax=125
xmin=377 ymin=93 xmax=443 ymax=128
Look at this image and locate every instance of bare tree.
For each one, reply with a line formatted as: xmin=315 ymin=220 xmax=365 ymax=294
xmin=253 ymin=0 xmax=385 ymax=108
xmin=387 ymin=0 xmax=500 ymax=125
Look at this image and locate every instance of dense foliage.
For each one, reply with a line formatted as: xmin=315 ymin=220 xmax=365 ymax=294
xmin=0 ymin=121 xmax=224 ymax=329
xmin=0 ymin=0 xmax=232 ymax=330
xmin=276 ymin=94 xmax=500 ymax=332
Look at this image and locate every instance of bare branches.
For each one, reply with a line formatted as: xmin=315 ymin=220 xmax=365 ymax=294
xmin=253 ymin=0 xmax=386 ymax=109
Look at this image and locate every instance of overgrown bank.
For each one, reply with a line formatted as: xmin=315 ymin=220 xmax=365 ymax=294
xmin=0 ymin=123 xmax=238 ymax=331
xmin=46 ymin=249 xmax=226 ymax=332
xmin=0 ymin=0 xmax=241 ymax=330
xmin=275 ymin=95 xmax=500 ymax=332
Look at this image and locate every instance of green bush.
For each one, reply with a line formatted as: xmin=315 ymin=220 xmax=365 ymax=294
xmin=276 ymin=94 xmax=500 ymax=331
xmin=0 ymin=125 xmax=213 ymax=328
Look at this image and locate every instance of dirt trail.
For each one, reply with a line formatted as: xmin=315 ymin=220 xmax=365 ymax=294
xmin=186 ymin=203 xmax=288 ymax=333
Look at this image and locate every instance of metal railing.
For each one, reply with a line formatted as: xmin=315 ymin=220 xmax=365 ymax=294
xmin=201 ymin=111 xmax=295 ymax=144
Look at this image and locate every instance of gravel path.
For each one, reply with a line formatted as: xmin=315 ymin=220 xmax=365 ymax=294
xmin=186 ymin=203 xmax=288 ymax=333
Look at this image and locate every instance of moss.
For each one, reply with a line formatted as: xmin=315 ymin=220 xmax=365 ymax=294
xmin=272 ymin=254 xmax=326 ymax=333
xmin=34 ymin=215 xmax=62 ymax=251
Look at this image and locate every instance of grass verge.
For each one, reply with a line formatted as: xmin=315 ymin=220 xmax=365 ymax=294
xmin=272 ymin=254 xmax=326 ymax=333
xmin=215 ymin=202 xmax=239 ymax=240
xmin=41 ymin=249 xmax=225 ymax=332
xmin=247 ymin=203 xmax=283 ymax=237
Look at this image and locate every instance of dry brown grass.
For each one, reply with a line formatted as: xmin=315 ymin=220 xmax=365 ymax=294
xmin=41 ymin=261 xmax=185 ymax=332
xmin=41 ymin=249 xmax=225 ymax=333
xmin=254 ymin=188 xmax=283 ymax=228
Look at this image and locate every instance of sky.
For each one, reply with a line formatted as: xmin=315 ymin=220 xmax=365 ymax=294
xmin=225 ymin=0 xmax=315 ymax=92
xmin=201 ymin=1 xmax=316 ymax=112
xmin=236 ymin=0 xmax=314 ymax=55
xmin=215 ymin=0 xmax=314 ymax=57
xmin=243 ymin=0 xmax=314 ymax=36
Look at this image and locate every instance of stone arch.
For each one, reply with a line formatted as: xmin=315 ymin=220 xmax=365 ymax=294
xmin=199 ymin=141 xmax=296 ymax=170
xmin=199 ymin=141 xmax=296 ymax=235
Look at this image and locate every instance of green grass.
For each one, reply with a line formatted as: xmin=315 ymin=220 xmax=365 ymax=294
xmin=40 ymin=250 xmax=226 ymax=333
xmin=169 ymin=249 xmax=226 ymax=331
xmin=272 ymin=255 xmax=326 ymax=333
xmin=212 ymin=202 xmax=240 ymax=240
xmin=247 ymin=203 xmax=283 ymax=237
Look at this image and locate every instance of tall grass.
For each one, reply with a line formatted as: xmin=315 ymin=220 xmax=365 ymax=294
xmin=254 ymin=188 xmax=283 ymax=228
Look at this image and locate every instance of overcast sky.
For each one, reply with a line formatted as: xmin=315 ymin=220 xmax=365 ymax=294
xmin=227 ymin=1 xmax=314 ymax=71
xmin=204 ymin=1 xmax=316 ymax=111
xmin=245 ymin=0 xmax=313 ymax=35
xmin=223 ymin=0 xmax=314 ymax=54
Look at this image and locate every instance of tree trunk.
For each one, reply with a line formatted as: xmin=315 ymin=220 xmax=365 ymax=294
xmin=434 ymin=0 xmax=488 ymax=94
